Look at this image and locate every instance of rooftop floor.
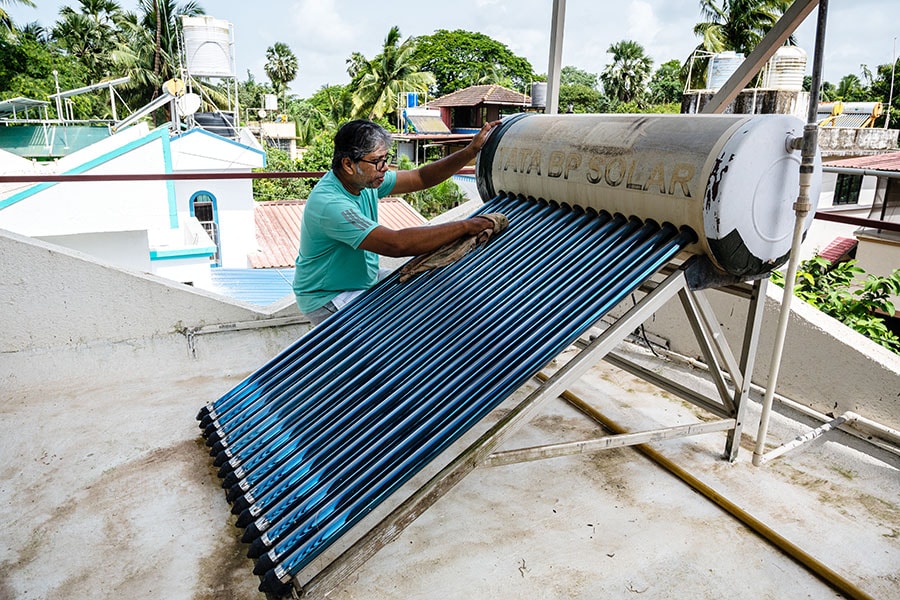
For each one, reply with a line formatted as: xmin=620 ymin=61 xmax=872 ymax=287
xmin=2 ymin=337 xmax=897 ymax=600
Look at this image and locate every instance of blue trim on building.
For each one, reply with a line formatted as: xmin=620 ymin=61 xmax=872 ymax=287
xmin=0 ymin=126 xmax=171 ymax=211
xmin=150 ymin=246 xmax=216 ymax=260
xmin=172 ymin=127 xmax=267 ymax=164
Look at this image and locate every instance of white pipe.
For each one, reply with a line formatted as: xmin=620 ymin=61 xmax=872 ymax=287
xmin=756 ymin=413 xmax=854 ymax=464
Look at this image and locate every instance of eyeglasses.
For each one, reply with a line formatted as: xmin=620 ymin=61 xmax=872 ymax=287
xmin=357 ymin=153 xmax=393 ymax=170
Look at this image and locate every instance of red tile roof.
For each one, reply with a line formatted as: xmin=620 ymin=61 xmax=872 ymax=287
xmin=425 ymin=85 xmax=530 ymax=108
xmin=827 ymin=151 xmax=900 ymax=171
xmin=817 ymin=236 xmax=858 ymax=264
xmin=249 ymin=197 xmax=427 ymax=268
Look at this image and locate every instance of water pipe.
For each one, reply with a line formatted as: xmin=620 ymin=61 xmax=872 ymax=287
xmin=752 ymin=0 xmax=829 ymax=467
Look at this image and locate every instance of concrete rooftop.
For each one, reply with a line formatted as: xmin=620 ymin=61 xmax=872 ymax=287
xmin=2 ymin=334 xmax=898 ymax=600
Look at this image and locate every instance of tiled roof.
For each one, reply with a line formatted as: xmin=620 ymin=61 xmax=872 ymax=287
xmin=827 ymin=151 xmax=900 ymax=171
xmin=425 ymin=85 xmax=530 ymax=108
xmin=817 ymin=236 xmax=857 ymax=264
xmin=249 ymin=197 xmax=427 ymax=268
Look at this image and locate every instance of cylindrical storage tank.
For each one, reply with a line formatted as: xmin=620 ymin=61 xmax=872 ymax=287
xmin=531 ymin=82 xmax=547 ymax=108
xmin=181 ymin=16 xmax=234 ymax=78
xmin=476 ymin=113 xmax=821 ymax=277
xmin=764 ymin=46 xmax=807 ymax=90
xmin=707 ymin=51 xmax=744 ymax=90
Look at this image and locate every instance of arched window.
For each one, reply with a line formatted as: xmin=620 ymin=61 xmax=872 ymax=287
xmin=190 ymin=191 xmax=221 ymax=266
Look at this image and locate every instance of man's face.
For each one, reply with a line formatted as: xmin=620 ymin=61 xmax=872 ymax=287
xmin=353 ymin=145 xmax=391 ymax=189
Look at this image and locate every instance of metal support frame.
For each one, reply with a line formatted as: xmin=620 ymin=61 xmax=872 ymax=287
xmin=289 ymin=260 xmax=767 ymax=599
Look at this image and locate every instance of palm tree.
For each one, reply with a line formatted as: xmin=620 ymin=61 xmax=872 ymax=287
xmin=689 ymin=0 xmax=791 ymax=87
xmin=1 ymin=0 xmax=36 ymax=38
xmin=351 ymin=26 xmax=435 ymax=120
xmin=264 ymin=41 xmax=298 ymax=108
xmin=110 ymin=0 xmax=203 ymax=122
xmin=600 ymin=40 xmax=653 ymax=104
xmin=53 ymin=0 xmax=124 ymax=80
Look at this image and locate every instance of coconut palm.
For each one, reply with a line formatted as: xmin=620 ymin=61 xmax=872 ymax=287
xmin=264 ymin=41 xmax=298 ymax=108
xmin=688 ymin=0 xmax=792 ymax=88
xmin=600 ymin=40 xmax=653 ymax=104
xmin=351 ymin=26 xmax=435 ymax=120
xmin=53 ymin=0 xmax=124 ymax=80
xmin=0 ymin=0 xmax=35 ymax=38
xmin=693 ymin=0 xmax=791 ymax=56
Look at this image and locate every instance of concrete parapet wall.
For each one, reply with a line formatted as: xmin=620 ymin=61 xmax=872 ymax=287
xmin=1 ymin=229 xmax=307 ymax=393
xmin=817 ymin=127 xmax=899 ymax=155
xmin=620 ymin=281 xmax=900 ymax=430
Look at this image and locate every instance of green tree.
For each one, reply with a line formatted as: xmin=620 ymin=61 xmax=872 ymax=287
xmin=395 ymin=155 xmax=465 ymax=218
xmin=53 ymin=0 xmax=124 ymax=81
xmin=771 ymin=257 xmax=900 ymax=354
xmin=411 ymin=29 xmax=535 ymax=96
xmin=648 ymin=59 xmax=685 ymax=104
xmin=252 ymin=144 xmax=311 ymax=202
xmin=558 ymin=84 xmax=608 ymax=113
xmin=560 ymin=65 xmax=599 ymax=89
xmin=1 ymin=0 xmax=35 ymax=38
xmin=601 ymin=40 xmax=653 ymax=104
xmin=351 ymin=26 xmax=435 ymax=120
xmin=835 ymin=73 xmax=868 ymax=101
xmin=689 ymin=0 xmax=791 ymax=88
xmin=264 ymin=41 xmax=298 ymax=108
xmin=867 ymin=59 xmax=900 ymax=128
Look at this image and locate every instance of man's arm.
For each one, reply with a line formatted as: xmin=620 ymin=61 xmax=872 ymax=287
xmin=357 ymin=217 xmax=494 ymax=258
xmin=392 ymin=119 xmax=501 ymax=195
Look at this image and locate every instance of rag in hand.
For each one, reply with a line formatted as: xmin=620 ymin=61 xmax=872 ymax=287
xmin=398 ymin=212 xmax=509 ymax=283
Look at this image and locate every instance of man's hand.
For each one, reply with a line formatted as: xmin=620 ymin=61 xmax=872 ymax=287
xmin=469 ymin=120 xmax=502 ymax=153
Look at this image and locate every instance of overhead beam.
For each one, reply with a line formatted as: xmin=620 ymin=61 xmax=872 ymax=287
xmin=701 ymin=0 xmax=820 ymax=114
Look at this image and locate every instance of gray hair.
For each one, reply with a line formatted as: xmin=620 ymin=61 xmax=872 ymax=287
xmin=331 ymin=120 xmax=393 ymax=172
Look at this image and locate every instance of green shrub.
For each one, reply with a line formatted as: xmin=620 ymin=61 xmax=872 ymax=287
xmin=771 ymin=256 xmax=900 ymax=354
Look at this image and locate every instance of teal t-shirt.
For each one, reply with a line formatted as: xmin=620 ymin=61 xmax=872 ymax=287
xmin=293 ymin=169 xmax=397 ymax=312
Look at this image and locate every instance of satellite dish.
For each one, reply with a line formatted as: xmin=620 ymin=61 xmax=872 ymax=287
xmin=176 ymin=93 xmax=201 ymax=117
xmin=163 ymin=78 xmax=186 ymax=97
xmin=257 ymin=108 xmax=267 ymax=119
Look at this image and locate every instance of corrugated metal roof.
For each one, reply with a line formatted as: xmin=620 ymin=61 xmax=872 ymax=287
xmin=198 ymin=194 xmax=694 ymax=594
xmin=208 ymin=268 xmax=295 ymax=306
xmin=827 ymin=150 xmax=900 ymax=172
xmin=426 ymin=85 xmax=530 ymax=108
xmin=250 ymin=197 xmax=427 ymax=269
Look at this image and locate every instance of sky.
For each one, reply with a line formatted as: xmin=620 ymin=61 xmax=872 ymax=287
xmin=7 ymin=0 xmax=898 ymax=99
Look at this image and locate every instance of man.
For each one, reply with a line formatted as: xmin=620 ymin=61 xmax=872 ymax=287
xmin=293 ymin=118 xmax=501 ymax=325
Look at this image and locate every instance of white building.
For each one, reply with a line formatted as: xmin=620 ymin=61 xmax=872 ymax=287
xmin=0 ymin=122 xmax=265 ymax=289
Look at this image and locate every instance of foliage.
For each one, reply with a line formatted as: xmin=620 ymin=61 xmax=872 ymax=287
xmin=264 ymin=41 xmax=298 ymax=106
xmin=601 ymin=40 xmax=653 ymax=104
xmin=770 ymin=257 xmax=900 ymax=354
xmin=395 ymin=155 xmax=465 ymax=219
xmin=252 ymin=144 xmax=311 ymax=202
xmin=693 ymin=0 xmax=791 ymax=56
xmin=688 ymin=0 xmax=791 ymax=88
xmin=558 ymin=84 xmax=608 ymax=113
xmin=648 ymin=59 xmax=685 ymax=104
xmin=296 ymin=133 xmax=334 ymax=172
xmin=560 ymin=66 xmax=599 ymax=89
xmin=0 ymin=0 xmax=35 ymax=39
xmin=350 ymin=26 xmax=434 ymax=120
xmin=411 ymin=29 xmax=536 ymax=96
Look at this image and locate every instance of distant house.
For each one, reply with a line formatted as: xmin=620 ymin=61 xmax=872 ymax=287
xmin=425 ymin=85 xmax=531 ymax=133
xmin=819 ymin=151 xmax=900 ymax=282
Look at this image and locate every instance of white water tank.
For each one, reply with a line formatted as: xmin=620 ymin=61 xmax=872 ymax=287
xmin=531 ymin=82 xmax=547 ymax=108
xmin=182 ymin=16 xmax=234 ymax=78
xmin=763 ymin=46 xmax=807 ymax=90
xmin=706 ymin=51 xmax=744 ymax=90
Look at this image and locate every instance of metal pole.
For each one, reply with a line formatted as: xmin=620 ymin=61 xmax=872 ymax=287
xmin=885 ymin=37 xmax=896 ymax=129
xmin=753 ymin=0 xmax=828 ymax=467
xmin=545 ymin=0 xmax=566 ymax=115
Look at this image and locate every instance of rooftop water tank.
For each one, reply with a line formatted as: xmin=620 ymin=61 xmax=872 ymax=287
xmin=181 ymin=16 xmax=234 ymax=78
xmin=764 ymin=46 xmax=807 ymax=90
xmin=707 ymin=51 xmax=744 ymax=90
xmin=531 ymin=82 xmax=547 ymax=108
